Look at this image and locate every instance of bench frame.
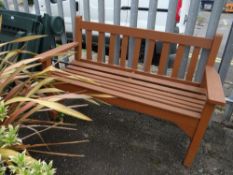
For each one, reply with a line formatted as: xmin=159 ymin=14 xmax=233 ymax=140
xmin=37 ymin=16 xmax=225 ymax=167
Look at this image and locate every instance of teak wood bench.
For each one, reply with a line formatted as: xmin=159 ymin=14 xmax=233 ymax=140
xmin=38 ymin=16 xmax=225 ymax=167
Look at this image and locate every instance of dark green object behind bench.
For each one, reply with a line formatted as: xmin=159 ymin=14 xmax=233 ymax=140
xmin=0 ymin=9 xmax=65 ymax=60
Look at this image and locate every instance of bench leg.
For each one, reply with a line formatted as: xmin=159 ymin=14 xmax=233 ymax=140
xmin=183 ymin=102 xmax=215 ymax=167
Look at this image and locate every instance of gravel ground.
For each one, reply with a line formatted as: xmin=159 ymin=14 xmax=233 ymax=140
xmin=23 ymin=102 xmax=233 ymax=175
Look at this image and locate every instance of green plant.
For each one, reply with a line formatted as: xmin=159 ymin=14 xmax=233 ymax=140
xmin=0 ymin=125 xmax=21 ymax=148
xmin=0 ymin=35 xmax=96 ymax=125
xmin=9 ymin=151 xmax=55 ymax=175
xmin=0 ymin=150 xmax=56 ymax=175
xmin=0 ymin=34 xmax=109 ymax=174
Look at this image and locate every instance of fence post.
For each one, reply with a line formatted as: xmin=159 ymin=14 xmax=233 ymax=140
xmin=3 ymin=0 xmax=9 ymax=9
xmin=83 ymin=0 xmax=90 ymax=21
xmin=23 ymin=0 xmax=29 ymax=13
xmin=57 ymin=0 xmax=67 ymax=44
xmin=13 ymin=0 xmax=19 ymax=11
xmin=44 ymin=0 xmax=52 ymax=15
xmin=218 ymin=22 xmax=233 ymax=83
xmin=70 ymin=0 xmax=77 ymax=40
xmin=98 ymin=0 xmax=105 ymax=23
xmin=195 ymin=0 xmax=227 ymax=82
xmin=143 ymin=0 xmax=158 ymax=67
xmin=179 ymin=0 xmax=201 ymax=79
xmin=165 ymin=0 xmax=178 ymax=32
xmin=98 ymin=0 xmax=105 ymax=61
xmin=224 ymin=90 xmax=233 ymax=121
xmin=34 ymin=0 xmax=40 ymax=15
xmin=128 ymin=0 xmax=139 ymax=67
xmin=113 ymin=0 xmax=121 ymax=64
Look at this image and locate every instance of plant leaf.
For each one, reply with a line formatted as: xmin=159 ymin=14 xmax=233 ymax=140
xmin=5 ymin=97 xmax=92 ymax=121
xmin=0 ymin=148 xmax=36 ymax=162
xmin=0 ymin=35 xmax=46 ymax=48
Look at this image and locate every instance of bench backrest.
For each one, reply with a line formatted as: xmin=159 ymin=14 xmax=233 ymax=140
xmin=74 ymin=16 xmax=222 ymax=83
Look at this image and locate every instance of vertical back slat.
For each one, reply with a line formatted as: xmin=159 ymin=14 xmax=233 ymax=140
xmin=120 ymin=36 xmax=129 ymax=67
xmin=86 ymin=30 xmax=92 ymax=60
xmin=109 ymin=34 xmax=116 ymax=64
xmin=144 ymin=40 xmax=155 ymax=72
xmin=186 ymin=47 xmax=201 ymax=81
xmin=75 ymin=16 xmax=83 ymax=60
xmin=172 ymin=45 xmax=185 ymax=78
xmin=132 ymin=38 xmax=141 ymax=69
xmin=158 ymin=43 xmax=170 ymax=75
xmin=207 ymin=34 xmax=223 ymax=66
xmin=97 ymin=32 xmax=105 ymax=63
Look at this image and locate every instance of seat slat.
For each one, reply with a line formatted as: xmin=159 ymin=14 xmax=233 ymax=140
xmin=71 ymin=60 xmax=206 ymax=94
xmin=65 ymin=68 xmax=205 ymax=111
xmin=158 ymin=42 xmax=170 ymax=75
xmin=53 ymin=74 xmax=201 ymax=119
xmin=120 ymin=35 xmax=129 ymax=67
xmin=172 ymin=44 xmax=185 ymax=78
xmin=63 ymin=70 xmax=203 ymax=113
xmin=97 ymin=32 xmax=105 ymax=63
xmin=144 ymin=40 xmax=155 ymax=72
xmin=67 ymin=64 xmax=206 ymax=101
xmin=186 ymin=47 xmax=201 ymax=81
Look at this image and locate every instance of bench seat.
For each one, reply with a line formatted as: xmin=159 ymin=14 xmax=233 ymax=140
xmin=38 ymin=16 xmax=225 ymax=167
xmin=59 ymin=60 xmax=207 ymax=119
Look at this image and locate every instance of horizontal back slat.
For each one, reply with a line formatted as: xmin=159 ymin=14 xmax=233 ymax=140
xmin=80 ymin=21 xmax=213 ymax=49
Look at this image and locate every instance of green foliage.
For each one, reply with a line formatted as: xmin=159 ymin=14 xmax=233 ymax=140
xmin=0 ymin=125 xmax=21 ymax=148
xmin=8 ymin=151 xmax=56 ymax=175
xmin=0 ymin=35 xmax=93 ymax=125
xmin=0 ymin=162 xmax=6 ymax=175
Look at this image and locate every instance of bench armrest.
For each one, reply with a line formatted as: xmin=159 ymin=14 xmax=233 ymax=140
xmin=204 ymin=66 xmax=225 ymax=105
xmin=36 ymin=42 xmax=79 ymax=67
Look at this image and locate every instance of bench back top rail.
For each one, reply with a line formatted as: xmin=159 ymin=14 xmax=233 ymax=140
xmin=74 ymin=16 xmax=222 ymax=83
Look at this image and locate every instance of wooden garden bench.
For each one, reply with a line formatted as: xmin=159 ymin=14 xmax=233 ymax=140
xmin=38 ymin=16 xmax=225 ymax=167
